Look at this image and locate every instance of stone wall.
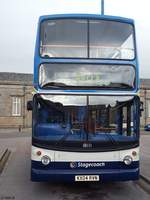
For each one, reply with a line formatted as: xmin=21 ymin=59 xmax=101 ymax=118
xmin=0 ymin=81 xmax=32 ymax=128
xmin=140 ymin=88 xmax=150 ymax=127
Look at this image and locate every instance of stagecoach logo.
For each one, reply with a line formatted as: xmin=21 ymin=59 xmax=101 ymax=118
xmin=70 ymin=162 xmax=105 ymax=169
xmin=70 ymin=162 xmax=77 ymax=169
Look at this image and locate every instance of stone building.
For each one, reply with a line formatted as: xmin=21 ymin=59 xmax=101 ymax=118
xmin=0 ymin=72 xmax=150 ymax=128
xmin=140 ymin=79 xmax=150 ymax=126
xmin=0 ymin=72 xmax=33 ymax=128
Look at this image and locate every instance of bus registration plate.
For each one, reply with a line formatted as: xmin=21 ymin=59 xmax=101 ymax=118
xmin=75 ymin=175 xmax=99 ymax=182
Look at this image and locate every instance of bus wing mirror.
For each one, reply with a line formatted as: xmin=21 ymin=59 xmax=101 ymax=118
xmin=140 ymin=101 xmax=144 ymax=116
xmin=27 ymin=101 xmax=33 ymax=111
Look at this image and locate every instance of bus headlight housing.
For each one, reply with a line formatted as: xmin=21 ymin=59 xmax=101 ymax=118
xmin=41 ymin=155 xmax=51 ymax=165
xmin=123 ymin=155 xmax=133 ymax=165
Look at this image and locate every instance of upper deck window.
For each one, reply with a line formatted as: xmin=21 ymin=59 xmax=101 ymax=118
xmin=89 ymin=20 xmax=134 ymax=59
xmin=40 ymin=19 xmax=88 ymax=58
xmin=40 ymin=19 xmax=135 ymax=60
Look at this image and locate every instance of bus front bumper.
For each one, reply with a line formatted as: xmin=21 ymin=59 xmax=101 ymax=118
xmin=31 ymin=168 xmax=139 ymax=182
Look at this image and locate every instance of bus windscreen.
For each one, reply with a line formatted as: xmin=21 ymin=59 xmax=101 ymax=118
xmin=40 ymin=19 xmax=135 ymax=60
xmin=39 ymin=64 xmax=135 ymax=90
xmin=32 ymin=95 xmax=139 ymax=151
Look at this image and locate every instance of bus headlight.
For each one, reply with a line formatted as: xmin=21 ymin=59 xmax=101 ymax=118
xmin=123 ymin=155 xmax=133 ymax=165
xmin=41 ymin=155 xmax=51 ymax=165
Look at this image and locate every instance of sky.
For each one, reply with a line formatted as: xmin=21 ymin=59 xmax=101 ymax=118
xmin=0 ymin=0 xmax=149 ymax=78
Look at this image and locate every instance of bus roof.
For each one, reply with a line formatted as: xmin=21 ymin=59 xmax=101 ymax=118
xmin=38 ymin=14 xmax=134 ymax=24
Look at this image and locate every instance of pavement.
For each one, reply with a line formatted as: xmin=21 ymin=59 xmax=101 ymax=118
xmin=0 ymin=128 xmax=31 ymax=137
xmin=0 ymin=149 xmax=4 ymax=158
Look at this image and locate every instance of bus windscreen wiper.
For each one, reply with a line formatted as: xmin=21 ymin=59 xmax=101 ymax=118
xmin=42 ymin=82 xmax=67 ymax=88
xmin=55 ymin=130 xmax=72 ymax=146
xmin=104 ymin=132 xmax=119 ymax=147
xmin=108 ymin=82 xmax=133 ymax=89
xmin=42 ymin=82 xmax=133 ymax=89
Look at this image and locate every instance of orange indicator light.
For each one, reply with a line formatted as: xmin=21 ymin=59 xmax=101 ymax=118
xmin=36 ymin=151 xmax=42 ymax=156
xmin=132 ymin=151 xmax=137 ymax=157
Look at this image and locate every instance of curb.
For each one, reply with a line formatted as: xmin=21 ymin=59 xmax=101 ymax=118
xmin=137 ymin=175 xmax=150 ymax=194
xmin=140 ymin=174 xmax=150 ymax=185
xmin=0 ymin=149 xmax=11 ymax=174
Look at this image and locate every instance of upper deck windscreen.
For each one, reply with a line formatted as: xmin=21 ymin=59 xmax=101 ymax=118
xmin=40 ymin=19 xmax=135 ymax=60
xmin=39 ymin=63 xmax=135 ymax=90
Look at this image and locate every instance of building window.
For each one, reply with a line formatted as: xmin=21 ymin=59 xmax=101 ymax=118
xmin=12 ymin=97 xmax=21 ymax=116
xmin=147 ymin=100 xmax=150 ymax=118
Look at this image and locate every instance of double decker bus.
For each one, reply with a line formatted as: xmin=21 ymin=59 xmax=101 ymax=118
xmin=30 ymin=14 xmax=141 ymax=182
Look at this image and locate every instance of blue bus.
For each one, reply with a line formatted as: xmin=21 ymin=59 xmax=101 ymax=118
xmin=30 ymin=14 xmax=141 ymax=182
